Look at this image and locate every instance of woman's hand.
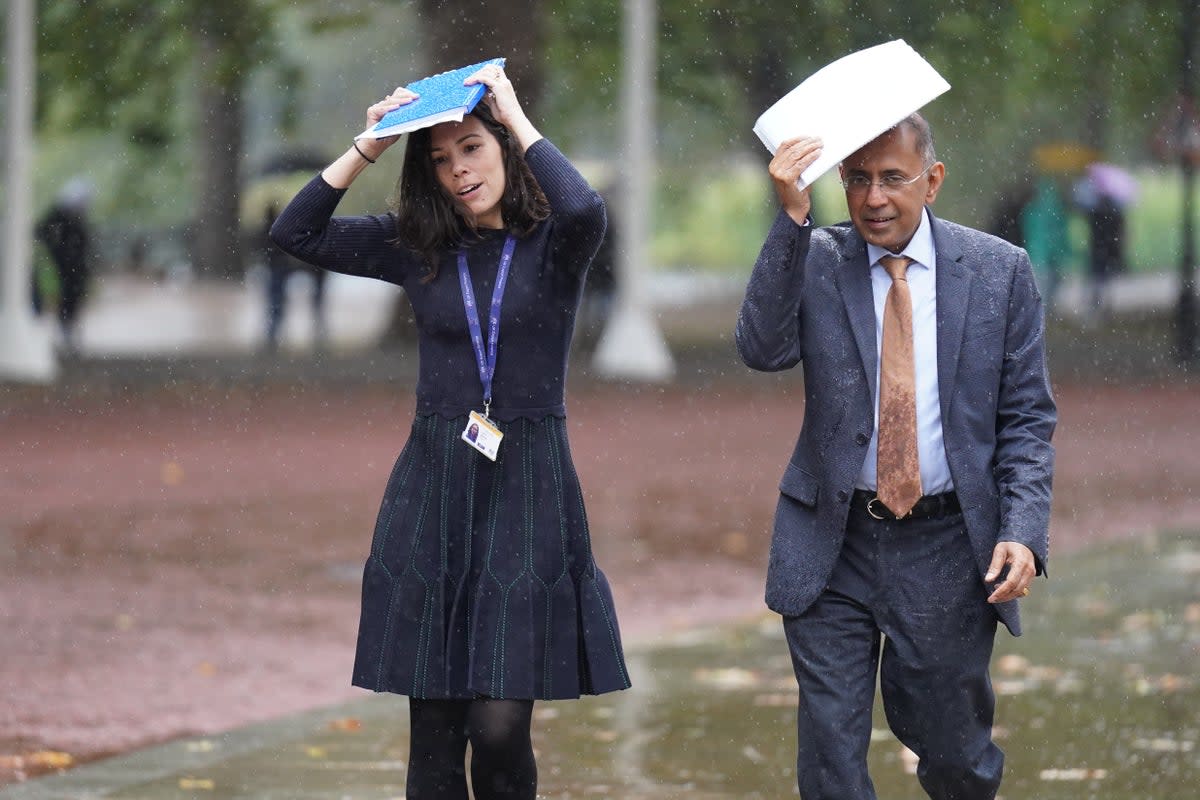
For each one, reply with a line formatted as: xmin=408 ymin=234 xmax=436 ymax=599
xmin=358 ymin=86 xmax=420 ymax=160
xmin=321 ymin=86 xmax=417 ymax=188
xmin=465 ymin=64 xmax=542 ymax=152
xmin=769 ymin=136 xmax=822 ymax=225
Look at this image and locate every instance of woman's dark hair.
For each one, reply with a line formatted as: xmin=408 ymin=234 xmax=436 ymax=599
xmin=392 ymin=102 xmax=549 ymax=280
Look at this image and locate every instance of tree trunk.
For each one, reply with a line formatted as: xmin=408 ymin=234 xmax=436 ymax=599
xmin=416 ymin=0 xmax=544 ymax=115
xmin=192 ymin=16 xmax=246 ymax=279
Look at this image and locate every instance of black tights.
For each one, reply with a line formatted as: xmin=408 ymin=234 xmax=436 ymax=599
xmin=406 ymin=697 xmax=536 ymax=799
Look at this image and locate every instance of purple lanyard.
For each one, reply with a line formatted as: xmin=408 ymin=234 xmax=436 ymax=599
xmin=457 ymin=234 xmax=517 ymax=415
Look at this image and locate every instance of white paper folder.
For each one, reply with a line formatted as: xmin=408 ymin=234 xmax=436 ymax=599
xmin=753 ymin=40 xmax=951 ymax=189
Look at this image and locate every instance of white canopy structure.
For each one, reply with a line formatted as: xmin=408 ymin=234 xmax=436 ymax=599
xmin=592 ymin=0 xmax=674 ymax=382
xmin=1 ymin=0 xmax=56 ymax=383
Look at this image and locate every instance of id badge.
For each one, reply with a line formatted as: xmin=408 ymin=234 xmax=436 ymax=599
xmin=461 ymin=410 xmax=503 ymax=461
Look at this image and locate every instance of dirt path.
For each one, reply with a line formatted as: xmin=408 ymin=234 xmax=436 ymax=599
xmin=2 ymin=373 xmax=1197 ymax=784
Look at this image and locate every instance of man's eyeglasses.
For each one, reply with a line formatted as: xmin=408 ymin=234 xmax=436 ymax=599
xmin=841 ymin=163 xmax=934 ymax=194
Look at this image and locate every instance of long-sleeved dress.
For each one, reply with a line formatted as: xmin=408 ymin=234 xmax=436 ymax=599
xmin=271 ymin=138 xmax=630 ymax=700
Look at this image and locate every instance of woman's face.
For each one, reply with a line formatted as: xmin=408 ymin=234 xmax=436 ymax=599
xmin=429 ymin=116 xmax=507 ymax=229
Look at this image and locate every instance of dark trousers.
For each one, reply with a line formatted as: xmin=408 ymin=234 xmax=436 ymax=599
xmin=265 ymin=264 xmax=327 ymax=349
xmin=783 ymin=506 xmax=1003 ymax=800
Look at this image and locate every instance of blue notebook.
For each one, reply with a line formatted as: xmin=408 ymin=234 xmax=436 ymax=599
xmin=355 ymin=57 xmax=506 ymax=141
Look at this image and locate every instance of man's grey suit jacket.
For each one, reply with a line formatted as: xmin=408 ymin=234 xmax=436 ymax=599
xmin=736 ymin=209 xmax=1056 ymax=636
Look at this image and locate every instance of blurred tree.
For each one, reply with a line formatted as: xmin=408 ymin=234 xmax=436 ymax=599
xmin=31 ymin=1 xmax=1192 ymax=335
xmin=37 ymin=1 xmax=278 ymax=277
xmin=543 ymin=0 xmax=1186 ymax=224
xmin=416 ymin=0 xmax=544 ymax=114
xmin=191 ymin=3 xmax=273 ymax=278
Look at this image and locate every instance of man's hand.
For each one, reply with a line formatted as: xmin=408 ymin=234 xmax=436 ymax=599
xmin=769 ymin=136 xmax=822 ymax=225
xmin=985 ymin=541 xmax=1037 ymax=603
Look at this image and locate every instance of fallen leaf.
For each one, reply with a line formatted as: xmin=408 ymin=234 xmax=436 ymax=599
xmin=161 ymin=461 xmax=185 ymax=486
xmin=1055 ymin=673 xmax=1086 ymax=694
xmin=1039 ymin=768 xmax=1107 ymax=781
xmin=742 ymin=745 xmax=767 ymax=764
xmin=27 ymin=751 xmax=73 ymax=769
xmin=1120 ymin=611 xmax=1160 ymax=632
xmin=995 ymin=679 xmax=1030 ymax=696
xmin=178 ymin=777 xmax=215 ymax=789
xmin=995 ymin=654 xmax=1030 ymax=675
xmin=1132 ymin=737 xmax=1195 ymax=753
xmin=721 ymin=531 xmax=749 ymax=556
xmin=691 ymin=667 xmax=761 ymax=690
xmin=1155 ymin=673 xmax=1192 ymax=693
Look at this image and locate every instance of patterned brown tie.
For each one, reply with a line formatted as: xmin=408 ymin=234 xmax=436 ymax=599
xmin=876 ymin=255 xmax=923 ymax=517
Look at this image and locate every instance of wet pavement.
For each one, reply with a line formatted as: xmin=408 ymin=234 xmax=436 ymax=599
xmin=6 ymin=267 xmax=1197 ymax=798
xmin=62 ymin=268 xmax=1190 ymax=359
xmin=4 ymin=532 xmax=1196 ymax=800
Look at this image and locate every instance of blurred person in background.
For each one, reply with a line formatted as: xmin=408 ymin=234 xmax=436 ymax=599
xmin=1074 ymin=163 xmax=1133 ymax=322
xmin=270 ymin=63 xmax=629 ymax=800
xmin=1084 ymin=193 xmax=1126 ymax=320
xmin=35 ymin=178 xmax=94 ymax=354
xmin=261 ymin=202 xmax=328 ymax=352
xmin=1020 ymin=176 xmax=1072 ymax=315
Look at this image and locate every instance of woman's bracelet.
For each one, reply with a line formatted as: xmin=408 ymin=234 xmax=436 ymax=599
xmin=352 ymin=141 xmax=376 ymax=164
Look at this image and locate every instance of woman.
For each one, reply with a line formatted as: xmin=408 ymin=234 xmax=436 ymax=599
xmin=271 ymin=64 xmax=629 ymax=799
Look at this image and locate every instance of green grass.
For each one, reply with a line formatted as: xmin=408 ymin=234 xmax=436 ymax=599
xmin=648 ymin=165 xmax=1200 ymax=277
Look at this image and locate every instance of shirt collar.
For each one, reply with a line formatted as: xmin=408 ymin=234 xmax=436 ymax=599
xmin=866 ymin=208 xmax=935 ymax=271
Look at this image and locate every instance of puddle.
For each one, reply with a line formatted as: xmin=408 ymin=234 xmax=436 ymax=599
xmin=59 ymin=532 xmax=1200 ymax=799
xmin=544 ymin=531 xmax=1200 ymax=798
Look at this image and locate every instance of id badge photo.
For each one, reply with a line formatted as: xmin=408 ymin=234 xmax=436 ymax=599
xmin=462 ymin=410 xmax=503 ymax=461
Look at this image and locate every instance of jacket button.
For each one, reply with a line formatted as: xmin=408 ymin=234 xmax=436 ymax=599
xmin=855 ymin=433 xmax=869 ymax=445
xmin=837 ymin=490 xmax=849 ymax=502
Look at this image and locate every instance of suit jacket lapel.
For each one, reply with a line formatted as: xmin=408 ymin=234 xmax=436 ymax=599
xmin=835 ymin=214 xmax=973 ymax=414
xmin=931 ymin=213 xmax=971 ymax=423
xmin=834 ymin=230 xmax=878 ymax=400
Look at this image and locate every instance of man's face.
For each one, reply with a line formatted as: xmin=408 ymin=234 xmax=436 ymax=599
xmin=839 ymin=125 xmax=944 ymax=253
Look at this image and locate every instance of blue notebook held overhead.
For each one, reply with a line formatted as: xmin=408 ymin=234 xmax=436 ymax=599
xmin=354 ymin=57 xmax=506 ymax=141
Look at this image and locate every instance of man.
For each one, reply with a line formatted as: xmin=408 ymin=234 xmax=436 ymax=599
xmin=735 ymin=114 xmax=1055 ymax=799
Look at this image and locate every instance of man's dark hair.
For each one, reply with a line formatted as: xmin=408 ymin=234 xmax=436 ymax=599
xmin=392 ymin=102 xmax=550 ymax=280
xmin=896 ymin=112 xmax=937 ymax=166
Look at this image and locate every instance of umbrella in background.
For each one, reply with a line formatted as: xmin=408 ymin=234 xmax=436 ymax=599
xmin=1033 ymin=142 xmax=1099 ymax=174
xmin=1086 ymin=163 xmax=1139 ymax=207
xmin=256 ymin=149 xmax=332 ymax=177
xmin=242 ymin=149 xmax=331 ymax=226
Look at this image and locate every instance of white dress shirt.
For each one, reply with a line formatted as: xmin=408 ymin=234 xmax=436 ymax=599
xmin=856 ymin=208 xmax=954 ymax=495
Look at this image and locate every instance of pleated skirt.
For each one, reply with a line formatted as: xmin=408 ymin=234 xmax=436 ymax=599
xmin=351 ymin=412 xmax=630 ymax=700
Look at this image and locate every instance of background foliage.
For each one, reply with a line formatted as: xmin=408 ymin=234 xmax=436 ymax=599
xmin=26 ymin=0 xmax=1199 ymax=276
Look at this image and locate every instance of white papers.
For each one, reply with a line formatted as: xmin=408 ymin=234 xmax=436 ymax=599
xmin=753 ymin=40 xmax=951 ymax=189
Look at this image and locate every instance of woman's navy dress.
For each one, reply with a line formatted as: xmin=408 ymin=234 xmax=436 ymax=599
xmin=271 ymin=139 xmax=629 ymax=700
